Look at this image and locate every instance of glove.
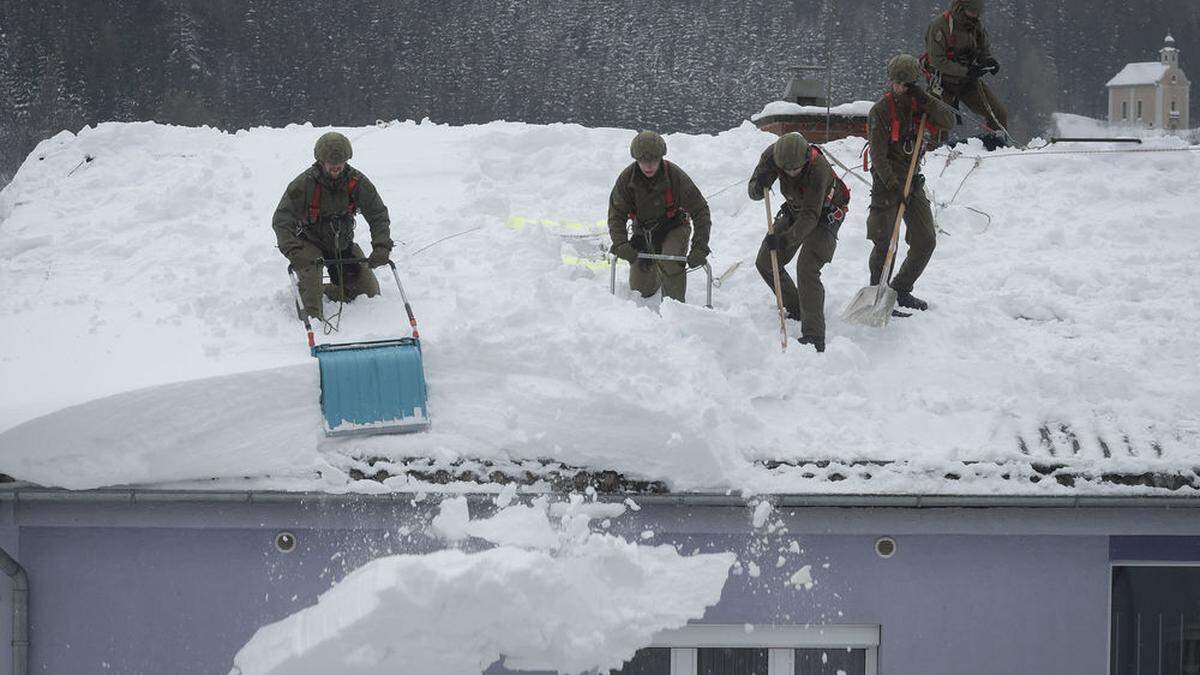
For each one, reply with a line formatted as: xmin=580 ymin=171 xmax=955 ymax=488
xmin=903 ymin=174 xmax=926 ymax=204
xmin=748 ymin=179 xmax=767 ymax=201
xmin=967 ymin=63 xmax=987 ymax=79
xmin=367 ymin=247 xmax=391 ymax=268
xmin=905 ymin=83 xmax=931 ymax=108
xmin=763 ymin=233 xmax=784 ymax=252
xmin=686 ymin=246 xmax=709 ymax=269
xmin=611 ymin=241 xmax=639 ymax=263
xmin=980 ymin=57 xmax=1000 ymax=75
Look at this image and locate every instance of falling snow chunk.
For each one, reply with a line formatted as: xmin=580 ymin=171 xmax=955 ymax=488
xmin=747 ymin=562 xmax=761 ymax=578
xmin=788 ymin=565 xmax=814 ymax=590
xmin=752 ymin=501 xmax=773 ymax=529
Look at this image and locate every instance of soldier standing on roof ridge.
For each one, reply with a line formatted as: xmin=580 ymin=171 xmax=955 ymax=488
xmin=923 ymin=0 xmax=1009 ymax=145
xmin=272 ymin=132 xmax=393 ymax=321
xmin=748 ymin=132 xmax=850 ymax=353
xmin=865 ymin=55 xmax=958 ymax=312
xmin=608 ymin=130 xmax=713 ymax=304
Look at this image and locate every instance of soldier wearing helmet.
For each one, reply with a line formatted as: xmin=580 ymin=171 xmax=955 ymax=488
xmin=607 ymin=130 xmax=713 ymax=303
xmin=924 ymin=0 xmax=1009 ymax=142
xmin=865 ymin=55 xmax=958 ymax=312
xmin=748 ymin=132 xmax=850 ymax=352
xmin=271 ymin=132 xmax=393 ymax=321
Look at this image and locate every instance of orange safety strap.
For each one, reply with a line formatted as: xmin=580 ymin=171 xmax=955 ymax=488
xmin=308 ymin=175 xmax=361 ymax=224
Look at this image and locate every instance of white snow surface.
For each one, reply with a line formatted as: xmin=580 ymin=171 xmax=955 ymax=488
xmin=1 ymin=120 xmax=1198 ymax=494
xmin=1106 ymin=62 xmax=1170 ymax=87
xmin=751 ymin=100 xmax=873 ymax=122
xmin=230 ymin=498 xmax=734 ymax=675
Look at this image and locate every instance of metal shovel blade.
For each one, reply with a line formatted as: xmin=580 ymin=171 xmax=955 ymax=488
xmin=841 ymin=284 xmax=898 ymax=328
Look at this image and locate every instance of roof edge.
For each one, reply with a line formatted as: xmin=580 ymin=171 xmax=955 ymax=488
xmin=2 ymin=487 xmax=1199 ymax=509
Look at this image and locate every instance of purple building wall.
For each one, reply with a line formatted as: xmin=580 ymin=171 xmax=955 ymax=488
xmin=0 ymin=495 xmax=1198 ymax=675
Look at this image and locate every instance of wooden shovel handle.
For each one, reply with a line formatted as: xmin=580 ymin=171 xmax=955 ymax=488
xmin=765 ymin=190 xmax=788 ymax=352
xmin=879 ymin=113 xmax=929 ymax=287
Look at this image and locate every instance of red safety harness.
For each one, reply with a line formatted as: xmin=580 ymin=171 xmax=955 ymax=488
xmin=308 ymin=174 xmax=361 ymax=224
xmin=861 ymin=95 xmax=921 ymax=171
xmin=919 ymin=10 xmax=959 ymax=79
xmin=779 ymin=147 xmax=851 ymax=220
xmin=887 ymin=92 xmax=921 ymax=143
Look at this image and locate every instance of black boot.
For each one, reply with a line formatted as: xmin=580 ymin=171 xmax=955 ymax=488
xmin=797 ymin=335 xmax=825 ymax=353
xmin=894 ymin=289 xmax=929 ymax=311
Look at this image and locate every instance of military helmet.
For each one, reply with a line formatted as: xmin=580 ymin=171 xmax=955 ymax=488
xmin=630 ymin=130 xmax=667 ymax=161
xmin=772 ymin=133 xmax=810 ymax=171
xmin=887 ymin=54 xmax=922 ymax=84
xmin=314 ymin=132 xmax=353 ymax=164
xmin=953 ymin=0 xmax=984 ymax=15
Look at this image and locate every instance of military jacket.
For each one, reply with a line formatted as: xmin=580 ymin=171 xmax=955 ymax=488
xmin=867 ymin=91 xmax=957 ymax=198
xmin=747 ymin=146 xmax=839 ymax=232
xmin=925 ymin=10 xmax=994 ymax=84
xmin=607 ymin=160 xmax=712 ymax=252
xmin=272 ymin=163 xmax=392 ymax=259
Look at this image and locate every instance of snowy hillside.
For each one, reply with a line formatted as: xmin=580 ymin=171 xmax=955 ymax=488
xmin=0 ymin=120 xmax=1197 ymax=495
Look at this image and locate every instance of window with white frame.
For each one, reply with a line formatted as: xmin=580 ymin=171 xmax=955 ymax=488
xmin=1137 ymin=100 xmax=1143 ymax=119
xmin=1110 ymin=565 xmax=1200 ymax=675
xmin=608 ymin=624 xmax=880 ymax=675
xmin=1122 ymin=101 xmax=1128 ymax=120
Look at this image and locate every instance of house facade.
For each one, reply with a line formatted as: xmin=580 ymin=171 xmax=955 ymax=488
xmin=1 ymin=487 xmax=1199 ymax=675
xmin=1107 ymin=35 xmax=1191 ymax=130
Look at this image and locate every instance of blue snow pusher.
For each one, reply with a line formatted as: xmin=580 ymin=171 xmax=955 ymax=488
xmin=288 ymin=259 xmax=429 ymax=436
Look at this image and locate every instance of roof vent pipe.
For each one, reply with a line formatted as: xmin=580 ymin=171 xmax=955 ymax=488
xmin=0 ymin=546 xmax=28 ymax=675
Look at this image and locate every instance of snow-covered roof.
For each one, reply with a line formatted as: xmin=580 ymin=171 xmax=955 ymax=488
xmin=751 ymin=100 xmax=873 ymax=122
xmin=1 ymin=121 xmax=1197 ymax=498
xmin=1107 ymin=62 xmax=1169 ymax=87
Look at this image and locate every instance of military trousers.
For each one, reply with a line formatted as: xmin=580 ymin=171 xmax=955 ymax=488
xmin=866 ymin=183 xmax=936 ymax=294
xmin=286 ymin=239 xmax=380 ymax=319
xmin=939 ymin=77 xmax=1009 ymax=133
xmin=755 ymin=205 xmax=840 ymax=341
xmin=629 ymin=222 xmax=691 ymax=303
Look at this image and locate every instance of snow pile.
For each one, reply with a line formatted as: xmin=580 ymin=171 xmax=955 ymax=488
xmin=1050 ymin=112 xmax=1197 ymax=141
xmin=751 ymin=100 xmax=873 ymax=121
xmin=1 ymin=120 xmax=1198 ymax=494
xmin=230 ymin=497 xmax=734 ymax=675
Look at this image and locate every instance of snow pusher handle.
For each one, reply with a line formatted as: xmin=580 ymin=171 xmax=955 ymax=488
xmin=287 ymin=259 xmax=421 ymax=345
xmin=608 ymin=253 xmax=713 ymax=309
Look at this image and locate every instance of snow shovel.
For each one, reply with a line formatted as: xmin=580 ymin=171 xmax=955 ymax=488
xmin=287 ymin=258 xmax=430 ymax=436
xmin=842 ymin=113 xmax=928 ymax=328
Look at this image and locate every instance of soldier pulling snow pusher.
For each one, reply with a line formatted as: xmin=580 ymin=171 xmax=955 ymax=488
xmin=287 ymin=258 xmax=430 ymax=436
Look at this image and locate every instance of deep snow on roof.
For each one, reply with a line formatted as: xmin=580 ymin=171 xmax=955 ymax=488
xmin=751 ymin=100 xmax=873 ymax=122
xmin=1107 ymin=62 xmax=1170 ymax=87
xmin=0 ymin=120 xmax=1198 ymax=497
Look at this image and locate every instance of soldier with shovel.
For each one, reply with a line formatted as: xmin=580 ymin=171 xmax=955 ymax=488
xmin=749 ymin=133 xmax=850 ymax=353
xmin=844 ymin=55 xmax=957 ymax=326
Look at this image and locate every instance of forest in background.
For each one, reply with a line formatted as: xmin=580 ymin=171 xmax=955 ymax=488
xmin=1 ymin=0 xmax=1197 ymax=184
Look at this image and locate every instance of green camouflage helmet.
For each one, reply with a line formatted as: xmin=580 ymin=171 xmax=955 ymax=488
xmin=953 ymin=0 xmax=983 ymax=15
xmin=772 ymin=132 xmax=810 ymax=171
xmin=887 ymin=54 xmax=922 ymax=84
xmin=630 ymin=130 xmax=667 ymax=161
xmin=314 ymin=132 xmax=353 ymax=164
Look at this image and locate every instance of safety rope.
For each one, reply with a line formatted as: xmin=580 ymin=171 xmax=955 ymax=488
xmin=935 ymin=143 xmax=1200 ymax=226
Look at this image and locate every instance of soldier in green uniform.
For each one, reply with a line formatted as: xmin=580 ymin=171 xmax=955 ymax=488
xmin=748 ymin=133 xmax=850 ymax=352
xmin=866 ymin=55 xmax=958 ymax=311
xmin=272 ymin=132 xmax=393 ymax=321
xmin=923 ymin=0 xmax=1008 ymax=140
xmin=608 ymin=131 xmax=713 ymax=303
